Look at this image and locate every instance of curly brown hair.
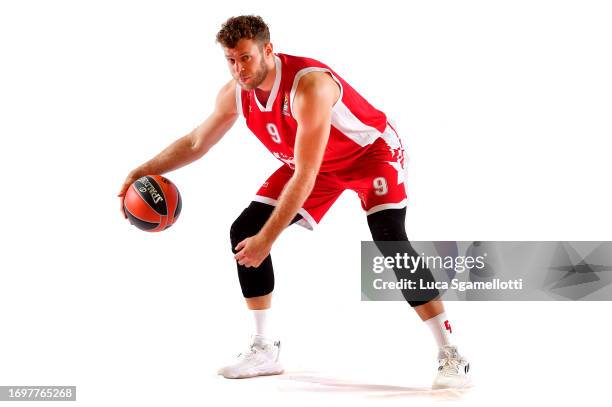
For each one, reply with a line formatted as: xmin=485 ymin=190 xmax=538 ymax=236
xmin=216 ymin=15 xmax=270 ymax=49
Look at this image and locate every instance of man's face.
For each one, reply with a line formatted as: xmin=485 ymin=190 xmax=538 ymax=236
xmin=224 ymin=38 xmax=270 ymax=91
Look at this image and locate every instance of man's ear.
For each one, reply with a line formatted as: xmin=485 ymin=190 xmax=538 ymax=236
xmin=264 ymin=42 xmax=274 ymax=57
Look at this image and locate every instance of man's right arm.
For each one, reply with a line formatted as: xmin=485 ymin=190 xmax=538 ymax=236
xmin=118 ymin=80 xmax=239 ymax=216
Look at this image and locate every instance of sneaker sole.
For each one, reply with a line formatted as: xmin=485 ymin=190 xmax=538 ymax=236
xmin=220 ymin=363 xmax=284 ymax=379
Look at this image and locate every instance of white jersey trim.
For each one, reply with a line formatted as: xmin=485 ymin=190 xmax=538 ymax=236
xmin=254 ymin=55 xmax=283 ymax=112
xmin=332 ymin=102 xmax=403 ymax=150
xmin=365 ymin=199 xmax=408 ymax=216
xmin=252 ymin=195 xmax=317 ymax=231
xmin=289 ymin=67 xmax=400 ymax=151
xmin=289 ymin=67 xmax=344 ymax=117
xmin=235 ymin=84 xmax=244 ymax=117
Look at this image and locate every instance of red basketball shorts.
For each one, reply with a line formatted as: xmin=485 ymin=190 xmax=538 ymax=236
xmin=253 ymin=137 xmax=408 ymax=230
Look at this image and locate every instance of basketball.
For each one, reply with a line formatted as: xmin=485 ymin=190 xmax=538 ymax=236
xmin=123 ymin=175 xmax=182 ymax=232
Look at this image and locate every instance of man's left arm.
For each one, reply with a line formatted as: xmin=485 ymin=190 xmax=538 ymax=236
xmin=234 ymin=72 xmax=340 ymax=267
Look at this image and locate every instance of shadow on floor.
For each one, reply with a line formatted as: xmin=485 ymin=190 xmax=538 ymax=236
xmin=272 ymin=371 xmax=471 ymax=400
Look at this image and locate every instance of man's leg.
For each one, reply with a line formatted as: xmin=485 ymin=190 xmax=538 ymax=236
xmin=219 ymin=164 xmax=341 ymax=378
xmin=367 ymin=207 xmax=470 ymax=388
xmin=245 ymin=294 xmax=271 ymax=338
xmin=230 ymin=201 xmax=301 ymax=330
xmin=366 ymin=208 xmax=441 ymax=309
xmin=218 ymin=201 xmax=300 ymax=379
xmin=414 ymin=299 xmax=445 ymax=321
xmin=244 ymin=293 xmax=271 ymax=310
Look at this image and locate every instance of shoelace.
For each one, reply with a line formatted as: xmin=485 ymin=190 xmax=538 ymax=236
xmin=438 ymin=348 xmax=462 ymax=376
xmin=237 ymin=344 xmax=265 ymax=360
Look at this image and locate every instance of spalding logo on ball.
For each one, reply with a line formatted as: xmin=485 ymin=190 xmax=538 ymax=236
xmin=124 ymin=175 xmax=182 ymax=232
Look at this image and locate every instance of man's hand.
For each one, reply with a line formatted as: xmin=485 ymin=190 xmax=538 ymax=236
xmin=116 ymin=79 xmax=239 ymax=220
xmin=117 ymin=169 xmax=147 ymax=219
xmin=234 ymin=233 xmax=273 ymax=268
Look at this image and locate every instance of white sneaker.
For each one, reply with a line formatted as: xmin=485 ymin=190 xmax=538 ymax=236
xmin=432 ymin=345 xmax=471 ymax=389
xmin=218 ymin=334 xmax=284 ymax=379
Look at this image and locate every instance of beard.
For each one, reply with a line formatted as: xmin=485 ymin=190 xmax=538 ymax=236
xmin=238 ymin=57 xmax=269 ymax=91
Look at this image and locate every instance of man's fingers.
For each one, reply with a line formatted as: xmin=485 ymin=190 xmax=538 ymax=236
xmin=119 ymin=196 xmax=127 ymax=219
xmin=118 ymin=181 xmax=131 ymax=197
xmin=118 ymin=181 xmax=132 ymax=219
xmin=234 ymin=246 xmax=246 ymax=260
xmin=237 ymin=256 xmax=249 ymax=266
xmin=234 ymin=240 xmax=247 ymax=252
xmin=233 ymin=238 xmax=264 ymax=268
xmin=234 ymin=248 xmax=253 ymax=267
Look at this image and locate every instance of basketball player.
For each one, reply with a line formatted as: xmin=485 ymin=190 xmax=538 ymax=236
xmin=118 ymin=15 xmax=470 ymax=389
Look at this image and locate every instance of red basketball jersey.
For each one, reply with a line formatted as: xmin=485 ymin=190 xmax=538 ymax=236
xmin=236 ymin=53 xmax=403 ymax=173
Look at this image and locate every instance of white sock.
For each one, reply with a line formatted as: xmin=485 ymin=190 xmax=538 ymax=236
xmin=252 ymin=309 xmax=270 ymax=337
xmin=424 ymin=312 xmax=453 ymax=348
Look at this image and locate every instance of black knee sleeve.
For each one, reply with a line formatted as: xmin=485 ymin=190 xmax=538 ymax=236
xmin=230 ymin=201 xmax=301 ymax=298
xmin=367 ymin=208 xmax=439 ymax=307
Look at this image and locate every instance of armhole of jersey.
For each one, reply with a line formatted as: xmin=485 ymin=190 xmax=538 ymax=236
xmin=289 ymin=67 xmax=343 ymax=117
xmin=235 ymin=85 xmax=244 ymax=117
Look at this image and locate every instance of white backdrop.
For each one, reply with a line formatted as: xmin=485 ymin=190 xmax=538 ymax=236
xmin=1 ymin=1 xmax=611 ymax=406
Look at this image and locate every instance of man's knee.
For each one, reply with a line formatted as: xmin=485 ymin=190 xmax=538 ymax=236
xmin=230 ymin=202 xmax=274 ymax=249
xmin=229 ymin=202 xmax=277 ymax=298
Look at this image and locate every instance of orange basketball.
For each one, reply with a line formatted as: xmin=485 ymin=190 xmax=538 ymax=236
xmin=123 ymin=175 xmax=182 ymax=232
